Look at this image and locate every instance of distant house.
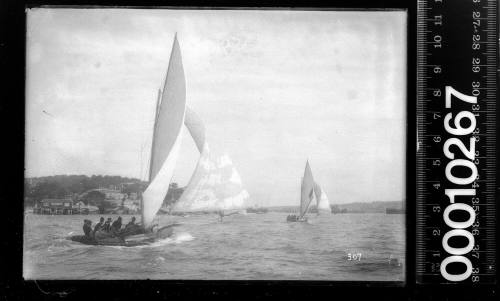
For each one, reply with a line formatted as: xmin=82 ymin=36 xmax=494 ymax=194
xmin=86 ymin=188 xmax=126 ymax=206
xmin=97 ymin=188 xmax=126 ymax=200
xmin=123 ymin=200 xmax=139 ymax=211
xmin=72 ymin=201 xmax=99 ymax=214
xmin=109 ymin=200 xmax=140 ymax=214
xmin=74 ymin=201 xmax=85 ymax=207
xmin=34 ymin=198 xmax=73 ymax=215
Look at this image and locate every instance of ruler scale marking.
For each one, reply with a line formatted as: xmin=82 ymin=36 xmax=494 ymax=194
xmin=416 ymin=0 xmax=497 ymax=284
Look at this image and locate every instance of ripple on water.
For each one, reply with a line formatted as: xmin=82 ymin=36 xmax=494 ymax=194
xmin=24 ymin=212 xmax=405 ymax=280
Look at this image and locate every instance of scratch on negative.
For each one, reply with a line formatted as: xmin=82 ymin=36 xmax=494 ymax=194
xmin=34 ymin=280 xmax=73 ymax=298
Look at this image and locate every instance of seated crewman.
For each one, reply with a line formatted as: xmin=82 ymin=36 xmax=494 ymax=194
xmin=111 ymin=216 xmax=122 ymax=233
xmin=103 ymin=218 xmax=112 ymax=232
xmin=125 ymin=216 xmax=136 ymax=229
xmin=83 ymin=220 xmax=93 ymax=237
xmin=93 ymin=217 xmax=104 ymax=234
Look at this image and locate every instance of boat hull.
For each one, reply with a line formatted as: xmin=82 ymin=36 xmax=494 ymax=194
xmin=69 ymin=235 xmax=98 ymax=245
xmin=69 ymin=234 xmax=152 ymax=247
xmin=68 ymin=224 xmax=178 ymax=247
xmin=286 ymin=215 xmax=308 ymax=222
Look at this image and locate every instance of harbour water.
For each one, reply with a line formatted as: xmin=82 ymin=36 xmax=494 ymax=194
xmin=23 ymin=211 xmax=405 ymax=281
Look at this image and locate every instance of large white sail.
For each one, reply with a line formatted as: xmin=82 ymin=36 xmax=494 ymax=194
xmin=313 ymin=182 xmax=331 ymax=214
xmin=142 ymin=35 xmax=186 ymax=228
xmin=299 ymin=161 xmax=315 ymax=218
xmin=184 ymin=107 xmax=206 ymax=153
xmin=173 ymin=109 xmax=250 ymax=213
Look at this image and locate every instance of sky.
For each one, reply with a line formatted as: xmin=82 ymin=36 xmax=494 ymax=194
xmin=26 ymin=9 xmax=407 ymax=206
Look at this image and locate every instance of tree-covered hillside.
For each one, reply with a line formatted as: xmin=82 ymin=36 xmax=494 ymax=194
xmin=24 ymin=175 xmax=146 ymax=206
xmin=24 ymin=175 xmax=186 ymax=209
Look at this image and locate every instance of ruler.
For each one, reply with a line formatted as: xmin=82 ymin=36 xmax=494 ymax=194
xmin=416 ymin=0 xmax=497 ymax=284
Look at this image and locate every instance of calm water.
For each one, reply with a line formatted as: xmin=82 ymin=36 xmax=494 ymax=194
xmin=23 ymin=211 xmax=405 ymax=281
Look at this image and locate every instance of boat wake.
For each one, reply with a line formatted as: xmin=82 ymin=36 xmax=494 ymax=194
xmin=159 ymin=232 xmax=194 ymax=246
xmin=48 ymin=236 xmax=89 ymax=253
xmin=125 ymin=232 xmax=195 ymax=249
xmin=171 ymin=232 xmax=194 ymax=243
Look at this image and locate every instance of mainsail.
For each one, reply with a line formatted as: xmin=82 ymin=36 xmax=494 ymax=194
xmin=173 ymin=109 xmax=250 ymax=213
xmin=299 ymin=161 xmax=315 ymax=218
xmin=141 ymin=35 xmax=186 ymax=228
xmin=313 ymin=182 xmax=331 ymax=214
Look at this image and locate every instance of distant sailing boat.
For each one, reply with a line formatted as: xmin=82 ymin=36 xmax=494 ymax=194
xmin=142 ymin=34 xmax=249 ymax=225
xmin=70 ymin=35 xmax=186 ymax=246
xmin=287 ymin=160 xmax=315 ymax=222
xmin=171 ymin=108 xmax=250 ymax=222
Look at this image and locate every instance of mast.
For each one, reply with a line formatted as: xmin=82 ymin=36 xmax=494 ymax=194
xmin=299 ymin=188 xmax=315 ymax=219
xmin=147 ymin=88 xmax=163 ymax=183
xmin=141 ymin=89 xmax=162 ymax=225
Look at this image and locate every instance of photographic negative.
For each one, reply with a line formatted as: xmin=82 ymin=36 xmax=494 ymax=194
xmin=24 ymin=8 xmax=407 ymax=281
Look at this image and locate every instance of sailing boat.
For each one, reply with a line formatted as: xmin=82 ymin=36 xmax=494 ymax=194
xmin=139 ymin=35 xmax=249 ymax=225
xmin=287 ymin=160 xmax=315 ymax=222
xmin=313 ymin=182 xmax=331 ymax=215
xmin=170 ymin=107 xmax=250 ymax=222
xmin=69 ymin=35 xmax=186 ymax=246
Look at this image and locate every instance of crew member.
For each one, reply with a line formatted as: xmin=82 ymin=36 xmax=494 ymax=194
xmin=125 ymin=217 xmax=136 ymax=229
xmin=103 ymin=218 xmax=112 ymax=232
xmin=93 ymin=217 xmax=105 ymax=234
xmin=111 ymin=216 xmax=122 ymax=232
xmin=83 ymin=220 xmax=92 ymax=237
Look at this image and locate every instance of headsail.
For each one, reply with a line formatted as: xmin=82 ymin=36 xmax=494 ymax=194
xmin=142 ymin=35 xmax=186 ymax=228
xmin=173 ymin=109 xmax=250 ymax=213
xmin=313 ymin=182 xmax=331 ymax=214
xmin=184 ymin=107 xmax=206 ymax=153
xmin=299 ymin=161 xmax=315 ymax=218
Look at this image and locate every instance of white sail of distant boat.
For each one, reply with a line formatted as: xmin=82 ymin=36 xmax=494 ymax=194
xmin=313 ymin=182 xmax=331 ymax=214
xmin=141 ymin=34 xmax=186 ymax=229
xmin=299 ymin=161 xmax=315 ymax=219
xmin=172 ymin=108 xmax=250 ymax=215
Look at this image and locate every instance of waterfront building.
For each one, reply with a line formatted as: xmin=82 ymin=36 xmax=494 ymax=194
xmin=72 ymin=201 xmax=99 ymax=214
xmin=34 ymin=199 xmax=73 ymax=215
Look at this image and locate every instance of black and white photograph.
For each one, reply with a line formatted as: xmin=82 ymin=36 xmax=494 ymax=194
xmin=24 ymin=8 xmax=407 ymax=281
